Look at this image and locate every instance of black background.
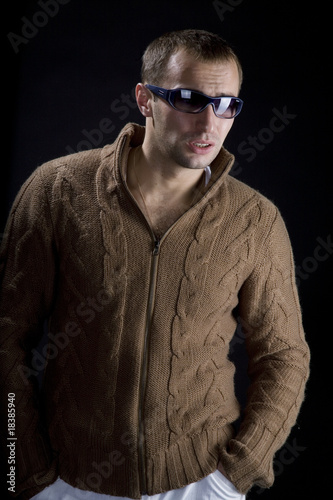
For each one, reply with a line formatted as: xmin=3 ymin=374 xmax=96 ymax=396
xmin=2 ymin=1 xmax=332 ymax=498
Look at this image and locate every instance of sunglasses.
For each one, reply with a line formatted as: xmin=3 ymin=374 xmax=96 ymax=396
xmin=145 ymin=84 xmax=243 ymax=119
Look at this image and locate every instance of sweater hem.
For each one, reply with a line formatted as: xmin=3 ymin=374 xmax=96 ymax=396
xmin=55 ymin=424 xmax=235 ymax=498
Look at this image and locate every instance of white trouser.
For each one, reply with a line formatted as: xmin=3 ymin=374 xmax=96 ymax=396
xmin=31 ymin=472 xmax=246 ymax=499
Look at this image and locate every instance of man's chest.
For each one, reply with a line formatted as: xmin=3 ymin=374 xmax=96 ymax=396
xmin=144 ymin=203 xmax=190 ymax=238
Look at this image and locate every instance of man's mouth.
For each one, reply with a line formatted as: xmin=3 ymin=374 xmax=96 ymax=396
xmin=188 ymin=140 xmax=215 ymax=155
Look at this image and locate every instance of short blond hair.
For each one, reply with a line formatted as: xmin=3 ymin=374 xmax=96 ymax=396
xmin=141 ymin=29 xmax=243 ymax=88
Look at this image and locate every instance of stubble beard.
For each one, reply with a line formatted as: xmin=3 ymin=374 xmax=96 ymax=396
xmin=166 ymin=141 xmax=219 ymax=171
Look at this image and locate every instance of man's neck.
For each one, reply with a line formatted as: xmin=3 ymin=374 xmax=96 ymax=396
xmin=126 ymin=146 xmax=208 ymax=238
xmin=128 ymin=146 xmax=205 ymax=204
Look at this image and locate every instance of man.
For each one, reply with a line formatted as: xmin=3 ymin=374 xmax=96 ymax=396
xmin=0 ymin=29 xmax=310 ymax=499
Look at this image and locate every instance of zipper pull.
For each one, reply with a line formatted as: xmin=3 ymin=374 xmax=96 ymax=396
xmin=153 ymin=239 xmax=160 ymax=256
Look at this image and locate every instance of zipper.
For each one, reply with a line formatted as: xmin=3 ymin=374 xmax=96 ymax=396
xmin=138 ymin=236 xmax=160 ymax=494
xmin=117 ymin=149 xmax=160 ymax=493
xmin=120 ymin=176 xmax=198 ymax=493
xmin=137 ymin=229 xmax=177 ymax=493
xmin=118 ymin=144 xmax=233 ymax=493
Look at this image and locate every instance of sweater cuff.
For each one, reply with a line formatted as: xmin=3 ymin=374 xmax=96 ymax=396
xmin=219 ymin=421 xmax=279 ymax=494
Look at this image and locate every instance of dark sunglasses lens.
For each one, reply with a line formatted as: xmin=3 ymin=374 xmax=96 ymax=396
xmin=215 ymin=98 xmax=240 ymax=118
xmin=173 ymin=90 xmax=207 ymax=113
xmin=172 ymin=90 xmax=241 ymax=118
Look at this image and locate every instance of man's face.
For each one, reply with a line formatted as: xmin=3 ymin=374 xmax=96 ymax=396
xmin=144 ymin=49 xmax=241 ymax=171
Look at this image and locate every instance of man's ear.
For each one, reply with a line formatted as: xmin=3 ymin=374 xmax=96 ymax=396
xmin=136 ymin=83 xmax=154 ymax=117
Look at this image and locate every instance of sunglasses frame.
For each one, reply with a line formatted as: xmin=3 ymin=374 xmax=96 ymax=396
xmin=145 ymin=84 xmax=243 ymax=119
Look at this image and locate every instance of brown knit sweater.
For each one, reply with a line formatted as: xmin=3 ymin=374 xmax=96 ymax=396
xmin=0 ymin=123 xmax=310 ymax=499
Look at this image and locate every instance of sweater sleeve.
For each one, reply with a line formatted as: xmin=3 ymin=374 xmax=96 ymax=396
xmin=219 ymin=205 xmax=310 ymax=494
xmin=0 ymin=167 xmax=58 ymax=499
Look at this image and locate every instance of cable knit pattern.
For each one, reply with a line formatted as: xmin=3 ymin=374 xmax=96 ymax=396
xmin=167 ymin=197 xmax=229 ymax=441
xmin=167 ymin=190 xmax=262 ymax=445
xmin=0 ymin=123 xmax=310 ymax=499
xmin=95 ymin=149 xmax=129 ymax=434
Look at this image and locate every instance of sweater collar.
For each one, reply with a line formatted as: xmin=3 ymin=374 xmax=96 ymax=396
xmin=100 ymin=122 xmax=235 ymax=194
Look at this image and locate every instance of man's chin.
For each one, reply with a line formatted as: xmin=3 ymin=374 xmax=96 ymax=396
xmin=182 ymin=151 xmax=219 ymax=170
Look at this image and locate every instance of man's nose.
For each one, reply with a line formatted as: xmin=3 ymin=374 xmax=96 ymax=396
xmin=195 ymin=104 xmax=217 ymax=132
